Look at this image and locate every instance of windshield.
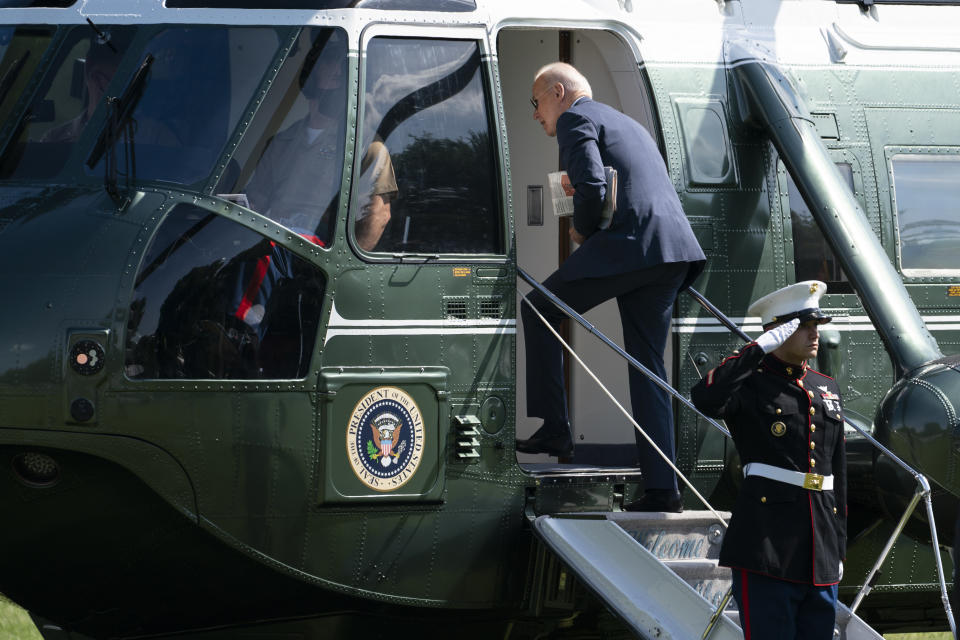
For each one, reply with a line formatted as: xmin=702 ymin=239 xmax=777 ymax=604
xmin=0 ymin=23 xmax=349 ymax=243
xmin=0 ymin=25 xmax=53 ymax=131
xmin=0 ymin=24 xmax=297 ymax=188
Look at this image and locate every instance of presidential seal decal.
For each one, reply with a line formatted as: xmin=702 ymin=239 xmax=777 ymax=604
xmin=347 ymin=386 xmax=424 ymax=491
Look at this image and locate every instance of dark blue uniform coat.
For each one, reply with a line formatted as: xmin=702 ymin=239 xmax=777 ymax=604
xmin=690 ymin=343 xmax=847 ymax=585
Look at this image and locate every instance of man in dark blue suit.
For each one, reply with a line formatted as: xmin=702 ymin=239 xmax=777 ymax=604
xmin=517 ymin=62 xmax=705 ymax=512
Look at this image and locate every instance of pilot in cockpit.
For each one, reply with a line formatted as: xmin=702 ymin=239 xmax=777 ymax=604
xmin=245 ymin=31 xmax=397 ymax=251
xmin=40 ymin=40 xmax=121 ymax=143
xmin=39 ymin=34 xmax=180 ymax=148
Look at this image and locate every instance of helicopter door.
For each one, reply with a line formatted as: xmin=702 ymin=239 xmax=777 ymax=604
xmin=317 ymin=26 xmax=509 ymax=502
xmin=498 ymin=28 xmax=668 ymax=465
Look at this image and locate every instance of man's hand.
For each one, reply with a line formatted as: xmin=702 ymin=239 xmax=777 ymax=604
xmin=755 ymin=318 xmax=800 ymax=353
xmin=569 ymin=226 xmax=586 ymax=246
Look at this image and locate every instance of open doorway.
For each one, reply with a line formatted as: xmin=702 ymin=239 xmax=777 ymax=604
xmin=497 ymin=27 xmax=671 ymax=468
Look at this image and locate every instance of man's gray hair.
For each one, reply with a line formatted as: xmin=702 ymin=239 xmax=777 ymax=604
xmin=534 ymin=62 xmax=593 ymax=99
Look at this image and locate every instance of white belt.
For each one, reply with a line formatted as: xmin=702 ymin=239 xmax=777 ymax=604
xmin=743 ymin=462 xmax=834 ymax=491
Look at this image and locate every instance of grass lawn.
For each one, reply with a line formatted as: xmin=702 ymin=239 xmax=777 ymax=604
xmin=0 ymin=594 xmax=953 ymax=640
xmin=0 ymin=595 xmax=40 ymax=640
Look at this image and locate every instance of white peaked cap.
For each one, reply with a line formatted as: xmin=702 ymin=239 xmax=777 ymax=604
xmin=747 ymin=280 xmax=831 ymax=328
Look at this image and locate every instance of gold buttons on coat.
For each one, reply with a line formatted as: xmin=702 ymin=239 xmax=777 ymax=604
xmin=810 ymin=459 xmax=816 ymax=467
xmin=776 ymin=408 xmax=782 ymax=415
xmin=810 ymin=442 xmax=815 ymax=450
xmin=786 ymin=367 xmax=793 ymax=375
xmin=807 ymin=390 xmax=814 ymax=398
xmin=809 ymin=407 xmax=816 ymax=415
xmin=761 ymin=496 xmax=767 ymax=503
xmin=833 ymin=507 xmax=837 ymax=514
xmin=797 ymin=380 xmax=804 ymax=387
xmin=811 ymin=425 xmax=816 ymax=432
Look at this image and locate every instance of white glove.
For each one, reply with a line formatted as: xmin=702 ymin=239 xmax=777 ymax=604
xmin=755 ymin=318 xmax=800 ymax=353
xmin=839 ymin=561 xmax=844 ymax=580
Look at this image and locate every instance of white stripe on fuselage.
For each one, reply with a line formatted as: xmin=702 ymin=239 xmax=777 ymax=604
xmin=324 ymin=303 xmax=516 ymax=344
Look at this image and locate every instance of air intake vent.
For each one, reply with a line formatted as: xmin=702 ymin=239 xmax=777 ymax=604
xmin=479 ymin=298 xmax=502 ymax=319
xmin=453 ymin=415 xmax=481 ymax=462
xmin=444 ymin=297 xmax=468 ymax=320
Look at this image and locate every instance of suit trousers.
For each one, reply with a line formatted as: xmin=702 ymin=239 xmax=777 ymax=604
xmin=521 ymin=261 xmax=687 ymax=489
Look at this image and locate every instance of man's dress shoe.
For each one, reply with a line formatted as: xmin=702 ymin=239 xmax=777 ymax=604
xmin=516 ymin=421 xmax=574 ymax=458
xmin=624 ymin=489 xmax=683 ymax=513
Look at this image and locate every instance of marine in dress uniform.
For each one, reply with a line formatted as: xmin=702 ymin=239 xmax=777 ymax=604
xmin=691 ymin=281 xmax=847 ymax=639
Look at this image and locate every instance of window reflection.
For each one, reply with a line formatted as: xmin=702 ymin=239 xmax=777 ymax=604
xmin=0 ymin=25 xmax=281 ymax=186
xmin=89 ymin=26 xmax=280 ymax=186
xmin=0 ymin=26 xmax=126 ymax=179
xmin=215 ymin=27 xmax=347 ymax=247
xmin=788 ymin=163 xmax=853 ymax=292
xmin=357 ymin=37 xmax=501 ymax=254
xmin=126 ymin=204 xmax=326 ymax=380
xmin=893 ymin=155 xmax=960 ymax=273
xmin=0 ymin=26 xmax=53 ymax=130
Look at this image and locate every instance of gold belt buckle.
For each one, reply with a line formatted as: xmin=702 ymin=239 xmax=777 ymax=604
xmin=803 ymin=473 xmax=824 ymax=491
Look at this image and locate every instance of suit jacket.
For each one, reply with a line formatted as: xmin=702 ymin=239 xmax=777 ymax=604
xmin=690 ymin=342 xmax=847 ymax=585
xmin=555 ymin=98 xmax=705 ymax=289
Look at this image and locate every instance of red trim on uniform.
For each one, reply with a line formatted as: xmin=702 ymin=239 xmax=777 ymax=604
xmin=806 ymin=366 xmax=836 ymax=381
xmin=235 ymin=241 xmax=276 ymax=321
xmin=809 ymin=491 xmax=817 ymax=583
xmin=708 ymin=342 xmax=761 ymax=386
xmin=804 ymin=376 xmax=819 ymax=585
xmin=296 ymin=233 xmax=325 ymax=247
xmin=740 ymin=569 xmax=751 ymax=640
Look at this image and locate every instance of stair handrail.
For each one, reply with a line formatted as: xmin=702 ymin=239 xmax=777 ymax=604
xmin=517 ymin=267 xmax=955 ymax=638
xmin=839 ymin=422 xmax=956 ymax=637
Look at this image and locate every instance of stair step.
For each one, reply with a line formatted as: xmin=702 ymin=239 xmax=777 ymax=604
xmin=606 ymin=510 xmax=730 ymax=562
xmin=558 ymin=512 xmax=884 ymax=637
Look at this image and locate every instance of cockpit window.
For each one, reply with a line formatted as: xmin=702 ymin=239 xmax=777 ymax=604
xmin=0 ymin=26 xmax=50 ymax=125
xmin=355 ymin=37 xmax=501 ymax=255
xmin=214 ymin=28 xmax=348 ymax=248
xmin=0 ymin=26 xmax=133 ymax=179
xmin=126 ymin=203 xmax=326 ymax=380
xmin=85 ymin=26 xmax=280 ymax=186
xmin=0 ymin=24 xmax=282 ymax=187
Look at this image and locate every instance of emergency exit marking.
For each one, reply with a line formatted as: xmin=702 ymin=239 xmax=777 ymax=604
xmin=949 ymin=286 xmax=960 ymax=297
xmin=453 ymin=267 xmax=471 ymax=277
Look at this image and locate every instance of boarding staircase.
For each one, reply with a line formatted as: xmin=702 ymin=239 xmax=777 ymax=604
xmin=531 ymin=509 xmax=883 ymax=639
xmin=517 ymin=268 xmax=953 ymax=640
